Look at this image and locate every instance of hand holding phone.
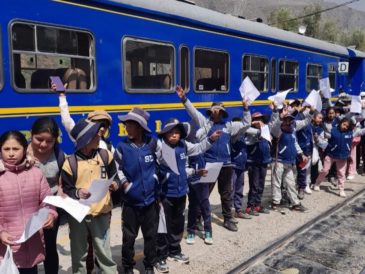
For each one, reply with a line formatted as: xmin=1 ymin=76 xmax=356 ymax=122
xmin=49 ymin=76 xmax=65 ymax=93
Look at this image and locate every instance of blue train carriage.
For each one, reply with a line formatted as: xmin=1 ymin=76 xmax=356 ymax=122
xmin=1 ymin=0 xmax=364 ymax=152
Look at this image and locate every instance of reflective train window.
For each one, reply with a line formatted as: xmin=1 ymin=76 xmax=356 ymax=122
xmin=194 ymin=48 xmax=229 ymax=93
xmin=306 ymin=64 xmax=322 ymax=92
xmin=242 ymin=55 xmax=268 ymax=92
xmin=328 ymin=64 xmax=337 ymax=89
xmin=271 ymin=59 xmax=276 ymax=92
xmin=180 ymin=46 xmax=189 ymax=92
xmin=11 ymin=22 xmax=95 ymax=92
xmin=278 ymin=60 xmax=299 ymax=92
xmin=124 ymin=38 xmax=174 ymax=93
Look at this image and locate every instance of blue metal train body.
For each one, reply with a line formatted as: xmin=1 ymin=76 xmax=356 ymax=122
xmin=1 ymin=0 xmax=365 ymax=152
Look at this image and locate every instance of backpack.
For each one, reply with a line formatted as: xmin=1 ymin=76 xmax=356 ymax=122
xmin=67 ymin=148 xmax=122 ymax=206
xmin=54 ymin=145 xmax=66 ymax=171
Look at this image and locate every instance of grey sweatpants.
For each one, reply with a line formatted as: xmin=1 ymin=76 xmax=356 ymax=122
xmin=271 ymin=162 xmax=300 ymax=206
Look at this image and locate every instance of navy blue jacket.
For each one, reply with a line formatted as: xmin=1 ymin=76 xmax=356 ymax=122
xmin=231 ymin=136 xmax=247 ymax=170
xmin=159 ymin=140 xmax=189 ymax=198
xmin=204 ymin=121 xmax=231 ymax=165
xmin=247 ymin=138 xmax=272 ymax=165
xmin=277 ymin=132 xmax=298 ymax=164
xmin=114 ymin=137 xmax=158 ymax=207
xmin=326 ymin=126 xmax=352 ymax=160
xmin=296 ymin=112 xmax=313 ymax=156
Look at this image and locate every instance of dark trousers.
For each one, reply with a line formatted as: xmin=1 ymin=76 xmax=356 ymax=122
xmin=122 ymin=202 xmax=158 ymax=269
xmin=19 ymin=266 xmax=37 ymax=274
xmin=43 ymin=215 xmax=60 ymax=274
xmin=157 ymin=196 xmax=186 ymax=260
xmin=209 ymin=166 xmax=233 ymax=220
xmin=187 ymin=183 xmax=212 ymax=233
xmin=231 ymin=168 xmax=245 ymax=212
xmin=247 ymin=164 xmax=267 ymax=207
xmin=311 ymin=161 xmax=319 ymax=185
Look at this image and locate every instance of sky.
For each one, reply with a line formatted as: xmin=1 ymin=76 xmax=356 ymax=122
xmin=328 ymin=0 xmax=365 ymax=12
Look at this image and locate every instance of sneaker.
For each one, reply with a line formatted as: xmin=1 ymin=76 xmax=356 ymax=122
xmin=168 ymin=253 xmax=189 ymax=264
xmin=304 ymin=185 xmax=312 ymax=194
xmin=254 ymin=206 xmax=270 ymax=214
xmin=204 ymin=231 xmax=213 ymax=245
xmin=145 ymin=268 xmax=155 ymax=274
xmin=186 ymin=233 xmax=195 ymax=245
xmin=245 ymin=207 xmax=259 ymax=216
xmin=155 ymin=260 xmax=169 ymax=273
xmin=298 ymin=188 xmax=305 ymax=200
xmin=223 ymin=219 xmax=238 ymax=232
xmin=235 ymin=211 xmax=252 ymax=219
xmin=339 ymin=190 xmax=347 ymax=197
xmin=346 ymin=175 xmax=355 ymax=180
xmin=313 ymin=185 xmax=320 ymax=191
xmin=290 ymin=204 xmax=308 ymax=212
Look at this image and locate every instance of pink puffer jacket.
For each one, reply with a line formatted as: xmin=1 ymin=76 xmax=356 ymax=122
xmin=0 ymin=162 xmax=57 ymax=268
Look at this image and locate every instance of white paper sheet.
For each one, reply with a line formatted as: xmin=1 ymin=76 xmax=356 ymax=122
xmin=80 ymin=177 xmax=114 ymax=205
xmin=319 ymin=77 xmax=331 ymax=99
xmin=268 ymin=89 xmax=291 ymax=109
xmin=304 ymin=90 xmax=322 ymax=112
xmin=43 ymin=196 xmax=90 ymax=223
xmin=198 ymin=162 xmax=223 ymax=183
xmin=350 ymin=95 xmax=362 ymax=113
xmin=162 ymin=141 xmax=180 ymax=175
xmin=260 ymin=125 xmax=271 ymax=143
xmin=14 ymin=208 xmax=49 ymax=244
xmin=239 ymin=76 xmax=260 ymax=105
xmin=158 ymin=204 xmax=167 ymax=234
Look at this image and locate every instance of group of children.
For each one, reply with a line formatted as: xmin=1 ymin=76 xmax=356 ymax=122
xmin=1 ymin=85 xmax=365 ymax=274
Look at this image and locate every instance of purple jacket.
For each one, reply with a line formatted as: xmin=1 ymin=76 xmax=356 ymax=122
xmin=0 ymin=162 xmax=57 ymax=268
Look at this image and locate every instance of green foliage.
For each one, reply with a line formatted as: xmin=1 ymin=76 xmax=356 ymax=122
xmin=268 ymin=8 xmax=298 ymax=32
xmin=301 ymin=4 xmax=322 ymax=38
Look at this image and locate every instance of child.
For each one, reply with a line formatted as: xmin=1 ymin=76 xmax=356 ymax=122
xmin=310 ymin=112 xmax=324 ymax=186
xmin=61 ymin=119 xmax=119 ymax=274
xmin=114 ymin=108 xmax=159 ymax=274
xmin=27 ymin=117 xmax=66 ymax=274
xmin=156 ymin=118 xmax=220 ymax=271
xmin=314 ymin=117 xmax=365 ymax=197
xmin=270 ymin=107 xmax=312 ymax=212
xmin=0 ymin=130 xmax=57 ymax=274
xmin=176 ymin=86 xmax=251 ymax=232
xmin=245 ymin=112 xmax=273 ymax=215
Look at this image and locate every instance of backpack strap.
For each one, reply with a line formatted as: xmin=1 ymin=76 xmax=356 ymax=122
xmin=54 ymin=145 xmax=66 ymax=171
xmin=98 ymin=148 xmax=109 ymax=167
xmin=67 ymin=154 xmax=78 ymax=184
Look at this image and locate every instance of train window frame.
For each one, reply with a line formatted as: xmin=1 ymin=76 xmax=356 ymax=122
xmin=278 ymin=59 xmax=299 ymax=92
xmin=242 ymin=54 xmax=269 ymax=93
xmin=328 ymin=63 xmax=337 ymax=90
xmin=123 ymin=37 xmax=175 ymax=94
xmin=0 ymin=28 xmax=3 ymax=91
xmin=10 ymin=21 xmax=96 ymax=93
xmin=270 ymin=58 xmax=276 ymax=93
xmin=179 ymin=45 xmax=190 ymax=93
xmin=193 ymin=47 xmax=229 ymax=94
xmin=306 ymin=63 xmax=323 ymax=92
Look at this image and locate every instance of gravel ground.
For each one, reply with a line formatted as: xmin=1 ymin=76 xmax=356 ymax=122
xmin=41 ymin=169 xmax=365 ymax=274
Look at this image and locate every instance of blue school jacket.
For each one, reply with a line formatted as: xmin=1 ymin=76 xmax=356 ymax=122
xmin=326 ymin=127 xmax=353 ymax=160
xmin=246 ymin=138 xmax=272 ymax=165
xmin=277 ymin=132 xmax=298 ymax=165
xmin=204 ymin=122 xmax=231 ymax=165
xmin=231 ymin=136 xmax=247 ymax=170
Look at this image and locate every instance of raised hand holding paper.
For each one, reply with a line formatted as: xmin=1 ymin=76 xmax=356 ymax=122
xmin=304 ymin=90 xmax=322 ymax=112
xmin=350 ymin=95 xmax=362 ymax=113
xmin=319 ymin=77 xmax=331 ymax=99
xmin=239 ymin=76 xmax=260 ymax=105
xmin=268 ymin=89 xmax=292 ymax=109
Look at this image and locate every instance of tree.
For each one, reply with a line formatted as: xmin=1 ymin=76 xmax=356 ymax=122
xmin=318 ymin=20 xmax=338 ymax=43
xmin=300 ymin=4 xmax=322 ymax=38
xmin=347 ymin=29 xmax=365 ymax=51
xmin=268 ymin=8 xmax=298 ymax=32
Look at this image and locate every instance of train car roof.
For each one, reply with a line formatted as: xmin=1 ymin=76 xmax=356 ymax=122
xmin=88 ymin=0 xmax=356 ymax=57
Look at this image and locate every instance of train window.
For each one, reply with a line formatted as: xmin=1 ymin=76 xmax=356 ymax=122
xmin=194 ymin=48 xmax=229 ymax=93
xmin=11 ymin=22 xmax=95 ymax=92
xmin=124 ymin=38 xmax=174 ymax=93
xmin=328 ymin=64 xmax=337 ymax=89
xmin=180 ymin=46 xmax=189 ymax=92
xmin=278 ymin=60 xmax=298 ymax=92
xmin=242 ymin=55 xmax=268 ymax=92
xmin=271 ymin=59 xmax=276 ymax=92
xmin=306 ymin=64 xmax=322 ymax=92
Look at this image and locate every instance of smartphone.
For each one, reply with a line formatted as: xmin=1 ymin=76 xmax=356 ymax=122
xmin=49 ymin=76 xmax=65 ymax=92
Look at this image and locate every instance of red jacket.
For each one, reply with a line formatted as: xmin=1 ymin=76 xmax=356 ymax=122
xmin=0 ymin=162 xmax=57 ymax=268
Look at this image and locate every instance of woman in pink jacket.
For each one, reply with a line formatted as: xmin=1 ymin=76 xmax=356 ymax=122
xmin=0 ymin=130 xmax=57 ymax=274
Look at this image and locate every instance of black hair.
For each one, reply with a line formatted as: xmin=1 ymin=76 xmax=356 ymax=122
xmin=326 ymin=107 xmax=335 ymax=115
xmin=0 ymin=130 xmax=28 ymax=153
xmin=338 ymin=117 xmax=353 ymax=131
xmin=31 ymin=117 xmax=59 ymax=141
